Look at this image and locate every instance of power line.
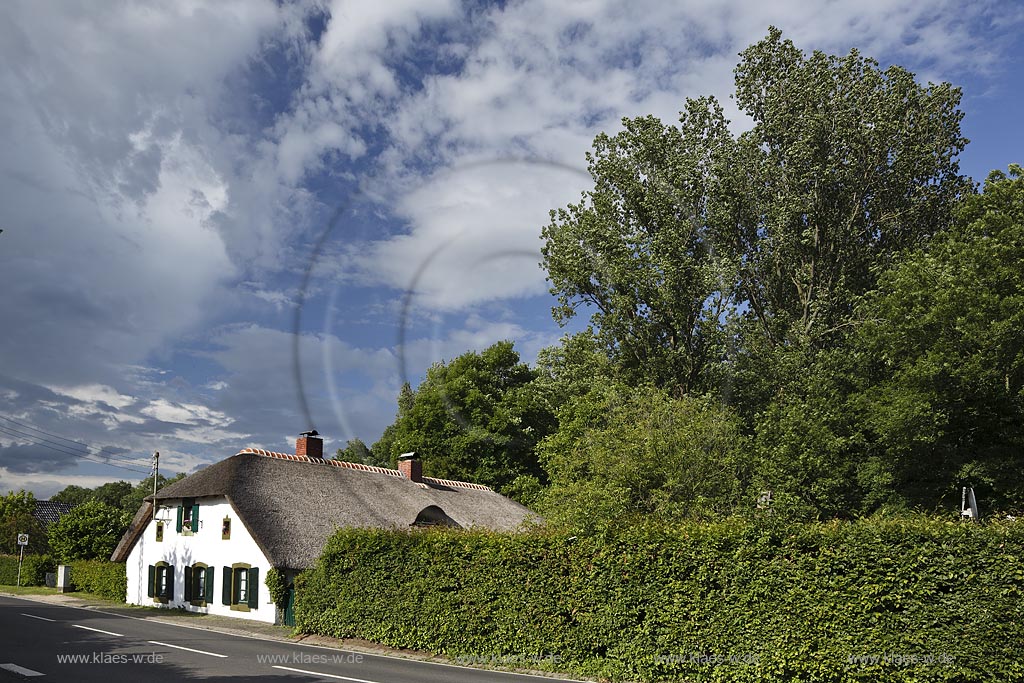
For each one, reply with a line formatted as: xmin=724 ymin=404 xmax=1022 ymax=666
xmin=0 ymin=415 xmax=151 ymax=466
xmin=0 ymin=421 xmax=148 ymax=466
xmin=0 ymin=414 xmax=93 ymax=450
xmin=0 ymin=425 xmax=150 ymax=475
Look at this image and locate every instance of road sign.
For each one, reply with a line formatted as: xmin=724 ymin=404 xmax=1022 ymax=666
xmin=16 ymin=534 xmax=28 ymax=546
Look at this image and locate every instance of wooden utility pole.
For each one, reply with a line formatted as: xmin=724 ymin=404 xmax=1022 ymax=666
xmin=152 ymin=451 xmax=159 ymax=522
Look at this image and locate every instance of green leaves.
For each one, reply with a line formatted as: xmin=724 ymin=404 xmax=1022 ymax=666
xmin=372 ymin=341 xmax=554 ymax=497
xmin=295 ymin=519 xmax=1024 ymax=682
xmin=48 ymin=500 xmax=131 ymax=563
xmin=538 ymin=382 xmax=752 ymax=531
xmin=850 ymin=167 xmax=1024 ymax=511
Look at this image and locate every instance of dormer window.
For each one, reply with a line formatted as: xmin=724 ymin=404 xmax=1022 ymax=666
xmin=412 ymin=505 xmax=460 ymax=528
xmin=177 ymin=498 xmax=199 ymax=535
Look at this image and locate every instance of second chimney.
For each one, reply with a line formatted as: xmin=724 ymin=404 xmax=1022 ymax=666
xmin=398 ymin=452 xmax=422 ymax=483
xmin=297 ymin=430 xmax=323 ymax=459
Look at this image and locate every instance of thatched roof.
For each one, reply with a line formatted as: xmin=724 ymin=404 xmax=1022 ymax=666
xmin=111 ymin=449 xmax=538 ymax=569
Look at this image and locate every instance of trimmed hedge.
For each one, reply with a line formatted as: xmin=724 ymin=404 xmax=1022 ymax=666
xmin=295 ymin=517 xmax=1024 ymax=682
xmin=0 ymin=554 xmax=54 ymax=586
xmin=69 ymin=560 xmax=126 ymax=601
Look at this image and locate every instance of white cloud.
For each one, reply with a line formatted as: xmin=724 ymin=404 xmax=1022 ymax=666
xmin=48 ymin=384 xmax=136 ymax=410
xmin=295 ymin=0 xmax=1021 ymax=317
xmin=140 ymin=398 xmax=233 ymax=426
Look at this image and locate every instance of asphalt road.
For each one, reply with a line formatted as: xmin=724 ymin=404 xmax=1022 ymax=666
xmin=0 ymin=595 xmax=579 ymax=682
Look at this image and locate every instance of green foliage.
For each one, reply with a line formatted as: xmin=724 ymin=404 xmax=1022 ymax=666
xmin=849 ymin=165 xmax=1024 ymax=512
xmin=89 ymin=481 xmax=133 ymax=509
xmin=68 ymin=560 xmax=126 ymax=601
xmin=48 ymin=501 xmax=131 ymax=563
xmin=728 ymin=27 xmax=970 ymax=351
xmin=541 ymin=100 xmax=735 ymax=392
xmin=0 ymin=489 xmax=48 ymax=555
xmin=334 ymin=438 xmax=388 ymax=467
xmin=372 ymin=341 xmax=555 ymax=496
xmin=538 ymin=382 xmax=752 ymax=530
xmin=296 ymin=519 xmax=1024 ymax=682
xmin=50 ymin=485 xmax=93 ymax=507
xmin=54 ymin=472 xmax=187 ymax=518
xmin=542 ymin=27 xmax=969 ymax=399
xmin=0 ymin=554 xmax=55 ymax=586
xmin=0 ymin=490 xmax=36 ymax=519
xmin=265 ymin=567 xmax=289 ymax=609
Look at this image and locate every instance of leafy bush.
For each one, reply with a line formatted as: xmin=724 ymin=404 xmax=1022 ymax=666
xmin=265 ymin=567 xmax=289 ymax=609
xmin=49 ymin=500 xmax=131 ymax=562
xmin=68 ymin=560 xmax=126 ymax=601
xmin=296 ymin=518 xmax=1024 ymax=682
xmin=0 ymin=554 xmax=55 ymax=586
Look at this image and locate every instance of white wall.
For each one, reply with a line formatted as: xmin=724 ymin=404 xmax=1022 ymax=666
xmin=125 ymin=496 xmax=277 ymax=624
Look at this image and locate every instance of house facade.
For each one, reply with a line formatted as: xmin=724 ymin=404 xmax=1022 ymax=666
xmin=112 ymin=432 xmax=537 ymax=624
xmin=122 ymin=495 xmax=274 ymax=622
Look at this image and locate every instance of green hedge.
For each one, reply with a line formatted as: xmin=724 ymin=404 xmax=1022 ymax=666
xmin=0 ymin=554 xmax=55 ymax=586
xmin=69 ymin=560 xmax=126 ymax=601
xmin=295 ymin=517 xmax=1024 ymax=682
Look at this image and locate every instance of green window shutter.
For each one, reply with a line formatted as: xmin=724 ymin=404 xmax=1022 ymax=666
xmin=176 ymin=505 xmax=183 ymax=533
xmin=222 ymin=566 xmax=232 ymax=605
xmin=147 ymin=565 xmax=155 ymax=598
xmin=167 ymin=566 xmax=175 ymax=601
xmin=247 ymin=567 xmax=259 ymax=609
xmin=184 ymin=565 xmax=193 ymax=601
xmin=192 ymin=504 xmax=200 ymax=532
xmin=205 ymin=566 xmax=214 ymax=602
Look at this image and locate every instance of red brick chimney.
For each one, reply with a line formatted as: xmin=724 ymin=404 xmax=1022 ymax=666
xmin=397 ymin=452 xmax=422 ymax=482
xmin=296 ymin=430 xmax=323 ymax=459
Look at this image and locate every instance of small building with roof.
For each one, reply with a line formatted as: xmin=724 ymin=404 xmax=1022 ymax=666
xmin=32 ymin=500 xmax=74 ymax=526
xmin=110 ymin=432 xmax=537 ymax=624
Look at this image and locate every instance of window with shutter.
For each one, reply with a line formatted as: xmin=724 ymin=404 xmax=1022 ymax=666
xmin=153 ymin=562 xmax=172 ymax=604
xmin=188 ymin=563 xmax=209 ymax=606
xmin=229 ymin=562 xmax=254 ymax=611
xmin=181 ymin=498 xmax=196 ymax=534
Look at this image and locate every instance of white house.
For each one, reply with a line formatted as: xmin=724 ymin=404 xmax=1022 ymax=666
xmin=111 ymin=432 xmax=537 ymax=625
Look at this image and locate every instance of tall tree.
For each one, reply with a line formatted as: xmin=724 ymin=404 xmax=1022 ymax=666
xmin=372 ymin=342 xmax=555 ymax=497
xmin=727 ymin=27 xmax=970 ymax=351
xmin=851 ymin=166 xmax=1024 ymax=511
xmin=542 ymin=28 xmax=970 ymax=398
xmin=542 ymin=99 xmax=735 ymax=393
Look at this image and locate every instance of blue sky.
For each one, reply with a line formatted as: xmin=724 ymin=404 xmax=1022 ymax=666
xmin=1 ymin=1 xmax=1022 ymax=498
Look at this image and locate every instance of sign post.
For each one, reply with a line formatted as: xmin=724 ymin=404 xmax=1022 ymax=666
xmin=16 ymin=534 xmax=28 ymax=587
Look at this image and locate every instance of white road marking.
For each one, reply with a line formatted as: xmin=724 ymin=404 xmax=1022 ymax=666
xmin=4 ymin=595 xmax=582 ymax=681
xmin=72 ymin=624 xmax=123 ymax=637
xmin=271 ymin=666 xmax=378 ymax=682
xmin=0 ymin=662 xmax=45 ymax=676
xmin=148 ymin=641 xmax=228 ymax=658
xmin=21 ymin=613 xmax=56 ymax=622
